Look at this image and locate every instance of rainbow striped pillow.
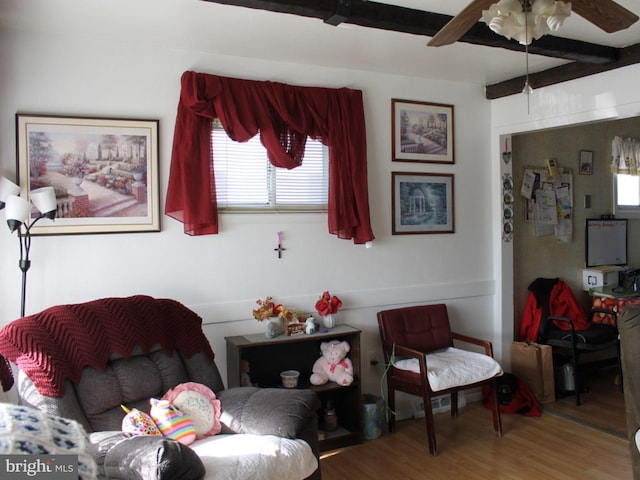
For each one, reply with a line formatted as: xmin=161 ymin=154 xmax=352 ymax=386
xmin=150 ymin=398 xmax=196 ymax=445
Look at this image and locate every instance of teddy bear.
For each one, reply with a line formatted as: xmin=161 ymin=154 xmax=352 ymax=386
xmin=310 ymin=340 xmax=353 ymax=386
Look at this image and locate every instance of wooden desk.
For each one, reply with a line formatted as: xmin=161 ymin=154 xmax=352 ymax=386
xmin=590 ymin=285 xmax=640 ymax=325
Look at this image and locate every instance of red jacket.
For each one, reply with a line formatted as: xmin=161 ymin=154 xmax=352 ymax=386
xmin=519 ymin=278 xmax=590 ymax=342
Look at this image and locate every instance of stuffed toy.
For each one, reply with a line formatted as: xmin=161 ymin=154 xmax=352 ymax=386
xmin=121 ymin=405 xmax=162 ymax=436
xmin=310 ymin=340 xmax=354 ymax=386
xmin=150 ymin=398 xmax=196 ymax=445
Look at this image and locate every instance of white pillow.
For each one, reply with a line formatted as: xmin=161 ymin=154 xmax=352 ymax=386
xmin=163 ymin=382 xmax=221 ymax=439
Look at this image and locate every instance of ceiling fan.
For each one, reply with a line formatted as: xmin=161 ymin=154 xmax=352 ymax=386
xmin=428 ymin=0 xmax=639 ymax=47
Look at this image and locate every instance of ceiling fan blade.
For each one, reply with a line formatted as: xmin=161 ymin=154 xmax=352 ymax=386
xmin=571 ymin=0 xmax=639 ymax=33
xmin=427 ymin=0 xmax=496 ymax=47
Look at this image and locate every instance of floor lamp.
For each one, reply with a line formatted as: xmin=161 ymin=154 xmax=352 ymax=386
xmin=0 ymin=176 xmax=57 ymax=317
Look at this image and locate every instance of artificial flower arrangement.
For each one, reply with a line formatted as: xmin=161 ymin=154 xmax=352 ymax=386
xmin=252 ymin=296 xmax=296 ymax=322
xmin=315 ymin=291 xmax=342 ymax=317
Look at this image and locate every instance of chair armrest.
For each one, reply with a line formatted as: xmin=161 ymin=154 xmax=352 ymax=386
xmin=452 ymin=332 xmax=494 ymax=357
xmin=383 ymin=341 xmax=430 ymax=375
xmin=548 ymin=315 xmax=574 ymax=329
xmin=217 ymin=386 xmax=320 ymax=440
xmin=217 ymin=386 xmax=321 ymax=478
xmin=88 ymin=431 xmax=205 ymax=480
xmin=387 ymin=342 xmax=426 ymax=360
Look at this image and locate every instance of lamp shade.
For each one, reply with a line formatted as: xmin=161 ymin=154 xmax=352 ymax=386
xmin=0 ymin=176 xmax=21 ymax=207
xmin=30 ymin=186 xmax=57 ymax=218
xmin=5 ymin=195 xmax=31 ymax=232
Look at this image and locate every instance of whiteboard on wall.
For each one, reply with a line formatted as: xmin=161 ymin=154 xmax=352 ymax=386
xmin=586 ymin=219 xmax=627 ymax=267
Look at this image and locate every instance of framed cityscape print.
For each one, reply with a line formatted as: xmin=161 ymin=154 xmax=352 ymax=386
xmin=392 ymin=99 xmax=454 ymax=164
xmin=392 ymin=172 xmax=455 ymax=234
xmin=16 ymin=113 xmax=160 ymax=235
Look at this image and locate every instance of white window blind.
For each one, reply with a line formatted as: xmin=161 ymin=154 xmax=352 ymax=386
xmin=212 ymin=120 xmax=328 ymax=212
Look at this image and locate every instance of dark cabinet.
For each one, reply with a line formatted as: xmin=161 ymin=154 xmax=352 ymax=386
xmin=225 ymin=325 xmax=362 ymax=451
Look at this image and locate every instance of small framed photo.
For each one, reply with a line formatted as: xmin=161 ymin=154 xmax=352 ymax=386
xmin=391 ymin=99 xmax=454 ymax=164
xmin=16 ymin=114 xmax=160 ymax=235
xmin=579 ymin=150 xmax=593 ymax=175
xmin=392 ymin=172 xmax=454 ymax=234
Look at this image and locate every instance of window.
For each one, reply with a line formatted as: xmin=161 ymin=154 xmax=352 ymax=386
xmin=614 ymin=174 xmax=640 ymax=218
xmin=212 ymin=120 xmax=328 ymax=212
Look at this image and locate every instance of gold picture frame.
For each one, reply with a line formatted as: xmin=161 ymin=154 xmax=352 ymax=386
xmin=16 ymin=113 xmax=160 ymax=235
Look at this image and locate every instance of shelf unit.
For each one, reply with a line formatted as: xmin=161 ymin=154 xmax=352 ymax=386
xmin=225 ymin=325 xmax=362 ymax=451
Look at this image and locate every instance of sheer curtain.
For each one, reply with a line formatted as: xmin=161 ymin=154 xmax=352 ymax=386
xmin=611 ymin=136 xmax=640 ymax=176
xmin=165 ymin=71 xmax=375 ymax=244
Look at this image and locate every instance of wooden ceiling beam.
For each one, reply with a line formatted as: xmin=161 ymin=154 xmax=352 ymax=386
xmin=201 ymin=0 xmax=620 ymax=64
xmin=200 ymin=0 xmax=640 ymax=97
xmin=485 ymin=43 xmax=640 ymax=99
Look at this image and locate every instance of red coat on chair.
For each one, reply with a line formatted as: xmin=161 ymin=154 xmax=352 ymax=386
xmin=519 ymin=278 xmax=590 ymax=342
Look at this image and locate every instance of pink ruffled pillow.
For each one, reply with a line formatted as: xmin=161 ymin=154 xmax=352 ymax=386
xmin=163 ymin=383 xmax=222 ymax=439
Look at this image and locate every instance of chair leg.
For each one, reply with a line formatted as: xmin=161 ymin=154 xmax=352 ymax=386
xmin=490 ymin=381 xmax=503 ymax=436
xmin=387 ymin=385 xmax=396 ymax=433
xmin=423 ymin=395 xmax=437 ymax=455
xmin=572 ymin=354 xmax=581 ymax=406
xmin=450 ymin=391 xmax=458 ymax=418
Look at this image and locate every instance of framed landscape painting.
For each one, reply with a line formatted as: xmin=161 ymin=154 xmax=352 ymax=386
xmin=16 ymin=114 xmax=160 ymax=235
xmin=392 ymin=99 xmax=454 ymax=164
xmin=392 ymin=172 xmax=455 ymax=234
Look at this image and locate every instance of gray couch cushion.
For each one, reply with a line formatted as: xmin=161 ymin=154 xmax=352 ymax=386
xmin=20 ymin=348 xmax=223 ymax=434
xmin=89 ymin=431 xmax=205 ymax=480
xmin=77 ymin=351 xmax=187 ymax=432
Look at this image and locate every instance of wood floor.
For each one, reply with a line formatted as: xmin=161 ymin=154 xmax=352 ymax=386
xmin=320 ymin=380 xmax=631 ymax=479
xmin=545 ymin=366 xmax=626 ymax=439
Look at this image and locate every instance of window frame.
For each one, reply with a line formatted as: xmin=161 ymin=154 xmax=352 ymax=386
xmin=211 ymin=120 xmax=329 ymax=214
xmin=613 ymin=173 xmax=640 ymax=218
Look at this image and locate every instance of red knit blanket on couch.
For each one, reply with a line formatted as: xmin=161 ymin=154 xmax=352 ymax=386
xmin=0 ymin=295 xmax=215 ymax=397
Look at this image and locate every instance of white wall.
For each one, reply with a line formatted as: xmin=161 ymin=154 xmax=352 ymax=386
xmin=491 ymin=63 xmax=640 ymax=367
xmin=0 ymin=24 xmax=496 ymax=414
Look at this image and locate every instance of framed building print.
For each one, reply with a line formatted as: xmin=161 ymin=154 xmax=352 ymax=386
xmin=392 ymin=172 xmax=455 ymax=234
xmin=391 ymin=99 xmax=454 ymax=164
xmin=16 ymin=113 xmax=160 ymax=235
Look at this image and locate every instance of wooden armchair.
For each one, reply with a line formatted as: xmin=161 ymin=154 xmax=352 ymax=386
xmin=377 ymin=303 xmax=503 ymax=455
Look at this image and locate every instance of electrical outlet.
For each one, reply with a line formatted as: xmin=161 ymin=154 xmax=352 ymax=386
xmin=368 ymin=350 xmax=379 ymax=366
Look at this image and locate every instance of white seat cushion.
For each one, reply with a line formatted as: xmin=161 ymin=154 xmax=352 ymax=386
xmin=191 ymin=434 xmax=318 ymax=480
xmin=393 ymin=347 xmax=503 ymax=392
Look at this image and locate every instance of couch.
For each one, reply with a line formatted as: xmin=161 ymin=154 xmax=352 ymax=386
xmin=619 ymin=304 xmax=640 ymax=479
xmin=0 ymin=295 xmax=321 ymax=480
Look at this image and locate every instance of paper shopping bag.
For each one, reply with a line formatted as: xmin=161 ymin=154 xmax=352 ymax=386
xmin=511 ymin=341 xmax=555 ymax=404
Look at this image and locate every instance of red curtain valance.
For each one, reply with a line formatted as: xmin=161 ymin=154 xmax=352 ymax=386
xmin=165 ymin=71 xmax=375 ymax=244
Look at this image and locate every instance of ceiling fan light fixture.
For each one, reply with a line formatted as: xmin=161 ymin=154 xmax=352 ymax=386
xmin=546 ymin=2 xmax=571 ymax=32
xmin=531 ymin=0 xmax=556 ymax=16
xmin=482 ymin=0 xmax=572 ymax=45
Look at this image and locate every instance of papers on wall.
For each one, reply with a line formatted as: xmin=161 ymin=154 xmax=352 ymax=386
xmin=521 ymin=166 xmax=573 ymax=243
xmin=521 ymin=170 xmax=536 ymax=199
